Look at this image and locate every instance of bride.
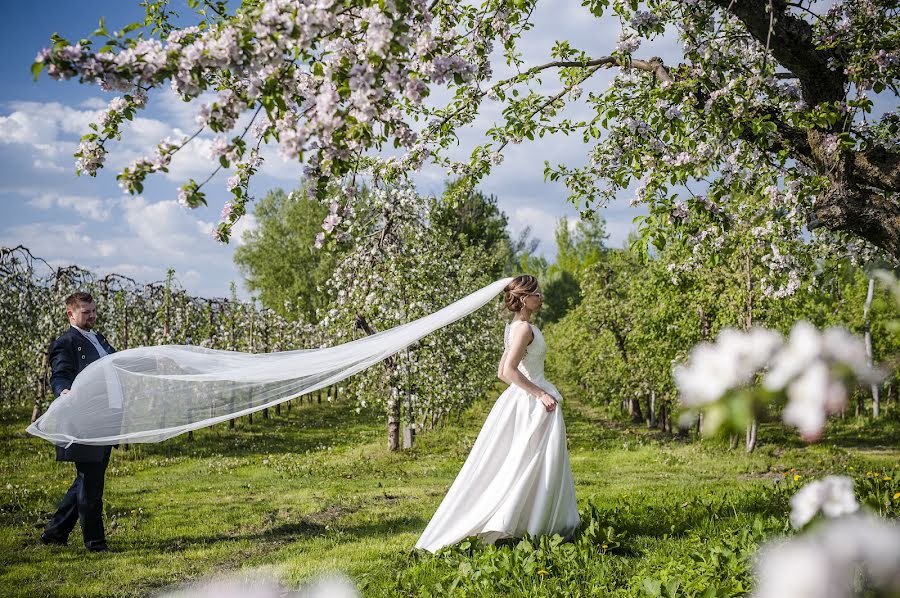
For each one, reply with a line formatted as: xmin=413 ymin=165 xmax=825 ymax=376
xmin=415 ymin=275 xmax=581 ymax=553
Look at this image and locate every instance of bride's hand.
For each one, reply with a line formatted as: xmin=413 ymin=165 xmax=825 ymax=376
xmin=538 ymin=392 xmax=557 ymax=412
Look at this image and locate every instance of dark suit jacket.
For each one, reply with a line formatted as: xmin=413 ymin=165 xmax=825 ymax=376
xmin=48 ymin=326 xmax=117 ymax=462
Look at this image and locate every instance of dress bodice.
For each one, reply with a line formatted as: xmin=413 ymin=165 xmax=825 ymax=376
xmin=504 ymin=321 xmax=547 ymax=380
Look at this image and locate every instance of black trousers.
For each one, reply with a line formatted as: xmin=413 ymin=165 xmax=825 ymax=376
xmin=43 ymin=458 xmax=109 ymax=549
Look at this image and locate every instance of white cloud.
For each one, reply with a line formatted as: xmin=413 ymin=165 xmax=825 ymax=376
xmin=120 ymin=197 xmax=217 ymax=257
xmin=507 ymin=204 xmax=562 ymax=253
xmin=0 ymin=102 xmax=101 ymax=177
xmin=28 ymin=193 xmax=115 ymax=221
xmin=119 ymin=116 xmax=177 ymax=149
xmin=79 ymin=97 xmax=109 ymax=110
xmin=155 ymin=88 xmax=215 ymax=131
xmin=1 ymin=223 xmax=116 ymax=261
xmin=231 ymin=213 xmax=258 ymax=246
xmin=93 ymin=263 xmax=164 ymax=280
xmin=6 ymin=101 xmax=102 ymax=138
xmin=32 ymin=158 xmax=67 ymax=173
xmin=0 ymin=109 xmax=57 ymax=145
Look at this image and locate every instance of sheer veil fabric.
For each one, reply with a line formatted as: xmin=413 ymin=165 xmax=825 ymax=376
xmin=27 ymin=278 xmax=513 ymax=447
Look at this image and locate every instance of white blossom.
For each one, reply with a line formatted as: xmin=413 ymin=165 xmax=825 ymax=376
xmin=753 ymin=515 xmax=900 ymax=598
xmin=789 ymin=476 xmax=859 ymax=529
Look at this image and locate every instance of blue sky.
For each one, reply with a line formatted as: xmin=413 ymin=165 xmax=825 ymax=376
xmin=1 ymin=2 xmax=679 ymax=297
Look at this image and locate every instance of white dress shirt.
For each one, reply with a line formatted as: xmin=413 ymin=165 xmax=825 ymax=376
xmin=73 ymin=325 xmax=108 ymax=357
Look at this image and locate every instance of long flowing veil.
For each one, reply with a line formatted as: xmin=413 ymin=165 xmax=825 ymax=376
xmin=27 ymin=277 xmax=512 ymax=447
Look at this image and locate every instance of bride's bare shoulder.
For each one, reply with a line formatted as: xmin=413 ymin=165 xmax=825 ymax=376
xmin=507 ymin=320 xmax=534 ymax=344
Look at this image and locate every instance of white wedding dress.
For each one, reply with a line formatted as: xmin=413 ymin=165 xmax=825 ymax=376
xmin=415 ymin=320 xmax=581 ymax=553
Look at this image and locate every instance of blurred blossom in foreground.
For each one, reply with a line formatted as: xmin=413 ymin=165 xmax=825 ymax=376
xmin=789 ymin=475 xmax=859 ymax=529
xmin=764 ymin=323 xmax=881 ymax=440
xmin=157 ymin=574 xmax=359 ymax=598
xmin=674 ymin=327 xmax=782 ymax=407
xmin=674 ymin=321 xmax=882 ymax=440
xmin=752 ymin=514 xmax=900 ymax=598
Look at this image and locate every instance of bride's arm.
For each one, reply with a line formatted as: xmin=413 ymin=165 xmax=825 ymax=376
xmin=502 ymin=324 xmax=557 ymax=411
xmin=497 ymin=350 xmax=510 ymax=383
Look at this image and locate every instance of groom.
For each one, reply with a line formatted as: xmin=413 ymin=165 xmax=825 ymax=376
xmin=40 ymin=291 xmax=116 ymax=552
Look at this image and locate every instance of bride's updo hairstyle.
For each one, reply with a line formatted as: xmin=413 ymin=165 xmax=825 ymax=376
xmin=503 ymin=275 xmax=539 ymax=312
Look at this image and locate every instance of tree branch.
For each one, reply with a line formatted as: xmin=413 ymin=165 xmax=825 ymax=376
xmin=813 ymin=184 xmax=900 ymax=258
xmin=709 ymin=0 xmax=845 ymax=107
xmin=520 ymin=56 xmax=673 ymax=83
xmin=853 ymin=145 xmax=900 ymax=193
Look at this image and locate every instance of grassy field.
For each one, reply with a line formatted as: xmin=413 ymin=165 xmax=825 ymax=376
xmin=1 ymin=390 xmax=898 ymax=597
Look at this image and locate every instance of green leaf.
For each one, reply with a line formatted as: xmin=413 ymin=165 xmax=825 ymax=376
xmin=642 ymin=578 xmax=662 ymax=596
xmin=120 ymin=21 xmax=143 ymax=35
xmin=31 ymin=61 xmax=45 ymax=81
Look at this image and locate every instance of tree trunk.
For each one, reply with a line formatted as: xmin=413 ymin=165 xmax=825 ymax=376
xmin=864 ymin=278 xmax=880 ymax=417
xmin=123 ymin=306 xmax=130 ymax=349
xmin=745 ymin=252 xmax=754 ymax=329
xmin=649 ymin=390 xmax=657 ymax=428
xmin=729 ymin=434 xmax=739 ymax=450
xmin=387 ymin=394 xmax=400 ymax=451
xmin=355 ymin=314 xmax=402 ymax=451
xmin=32 ymin=347 xmax=50 ymax=423
xmin=746 ymin=420 xmax=758 ymax=453
xmin=629 ymin=397 xmax=643 ymax=423
xmin=403 ymin=388 xmax=416 ymax=450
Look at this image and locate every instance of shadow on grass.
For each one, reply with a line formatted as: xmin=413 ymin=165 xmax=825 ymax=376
xmin=583 ymin=483 xmax=788 ymax=543
xmin=132 ymin=511 xmax=428 ymax=554
xmin=2 ymin=399 xmax=385 ymax=462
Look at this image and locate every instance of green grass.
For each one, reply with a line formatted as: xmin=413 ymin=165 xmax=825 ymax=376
xmin=1 ymin=392 xmax=898 ymax=597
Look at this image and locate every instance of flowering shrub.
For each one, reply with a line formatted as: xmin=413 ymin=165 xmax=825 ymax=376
xmin=0 ymin=246 xmax=313 ymax=415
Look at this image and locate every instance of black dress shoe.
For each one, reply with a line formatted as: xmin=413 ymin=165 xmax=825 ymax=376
xmin=87 ymin=544 xmax=111 ymax=553
xmin=40 ymin=533 xmax=67 ymax=546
